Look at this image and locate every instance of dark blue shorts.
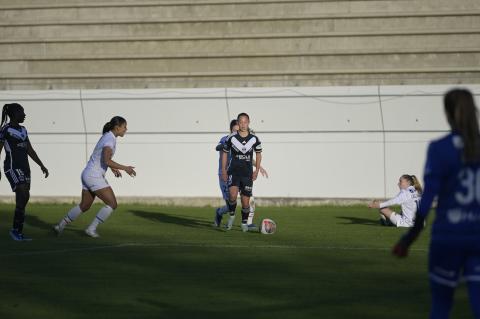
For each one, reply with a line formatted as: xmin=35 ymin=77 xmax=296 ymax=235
xmin=4 ymin=167 xmax=30 ymax=192
xmin=228 ymin=174 xmax=253 ymax=197
xmin=429 ymin=242 xmax=480 ymax=287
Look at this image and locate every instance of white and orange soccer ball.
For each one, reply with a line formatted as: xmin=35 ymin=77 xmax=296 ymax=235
xmin=260 ymin=218 xmax=276 ymax=235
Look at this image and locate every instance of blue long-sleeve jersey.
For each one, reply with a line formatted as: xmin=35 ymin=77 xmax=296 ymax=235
xmin=217 ymin=135 xmax=231 ymax=175
xmin=418 ymin=132 xmax=480 ymax=244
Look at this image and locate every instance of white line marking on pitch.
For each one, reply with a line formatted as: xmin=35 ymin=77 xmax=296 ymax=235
xmin=0 ymin=242 xmax=428 ymax=257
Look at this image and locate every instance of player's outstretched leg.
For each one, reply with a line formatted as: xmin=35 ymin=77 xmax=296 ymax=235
xmin=85 ymin=187 xmax=117 ymax=238
xmin=53 ymin=190 xmax=94 ymax=236
xmin=214 ymin=201 xmax=230 ymax=227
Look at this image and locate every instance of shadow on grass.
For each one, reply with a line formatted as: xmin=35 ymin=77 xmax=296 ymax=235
xmin=129 ymin=210 xmax=214 ymax=229
xmin=336 ymin=216 xmax=380 ymax=226
xmin=25 ymin=214 xmax=53 ymax=231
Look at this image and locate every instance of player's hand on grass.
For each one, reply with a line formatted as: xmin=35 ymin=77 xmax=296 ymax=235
xmin=111 ymin=168 xmax=122 ymax=178
xmin=124 ymin=166 xmax=136 ymax=177
xmin=259 ymin=166 xmax=269 ymax=178
xmin=368 ymin=200 xmax=380 ymax=209
xmin=41 ymin=165 xmax=49 ymax=178
xmin=392 ymin=240 xmax=410 ymax=258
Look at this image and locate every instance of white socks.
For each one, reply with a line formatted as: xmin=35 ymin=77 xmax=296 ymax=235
xmin=58 ymin=205 xmax=83 ymax=229
xmin=247 ymin=209 xmax=255 ymax=225
xmin=226 ymin=215 xmax=235 ymax=229
xmin=87 ymin=205 xmax=114 ymax=231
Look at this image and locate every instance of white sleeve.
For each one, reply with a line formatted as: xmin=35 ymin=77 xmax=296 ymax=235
xmin=102 ymin=135 xmax=115 ymax=150
xmin=379 ymin=191 xmax=410 ymax=208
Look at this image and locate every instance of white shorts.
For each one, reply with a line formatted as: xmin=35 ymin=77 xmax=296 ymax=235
xmin=81 ymin=170 xmax=110 ymax=192
xmin=389 ymin=212 xmax=414 ymax=228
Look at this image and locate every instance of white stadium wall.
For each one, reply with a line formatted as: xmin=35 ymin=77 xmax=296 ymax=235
xmin=0 ymin=85 xmax=479 ymax=202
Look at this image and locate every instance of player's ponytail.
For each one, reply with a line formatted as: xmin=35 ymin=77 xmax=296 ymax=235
xmin=401 ymin=174 xmax=423 ymax=194
xmin=410 ymin=175 xmax=423 ymax=194
xmin=444 ymin=89 xmax=480 ymax=163
xmin=1 ymin=103 xmax=22 ymax=126
xmin=102 ymin=116 xmax=126 ymax=134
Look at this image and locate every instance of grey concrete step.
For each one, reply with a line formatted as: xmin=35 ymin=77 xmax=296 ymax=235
xmin=1 ymin=52 xmax=478 ymax=75
xmin=1 ymin=13 xmax=478 ymax=39
xmin=0 ymin=0 xmax=479 ymax=15
xmin=1 ymin=68 xmax=479 ymax=90
xmin=1 ymin=31 xmax=478 ymax=59
xmin=1 ymin=0 xmax=478 ymax=22
xmin=0 ymin=0 xmax=480 ymax=24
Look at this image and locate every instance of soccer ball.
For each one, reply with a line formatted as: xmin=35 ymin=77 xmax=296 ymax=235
xmin=260 ymin=218 xmax=276 ymax=235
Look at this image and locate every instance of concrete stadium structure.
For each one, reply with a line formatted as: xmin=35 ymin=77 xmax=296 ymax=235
xmin=0 ymin=0 xmax=479 ymax=89
xmin=0 ymin=85 xmax=479 ymax=205
xmin=0 ymin=1 xmax=479 ymax=204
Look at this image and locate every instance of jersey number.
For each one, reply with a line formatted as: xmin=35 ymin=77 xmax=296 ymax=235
xmin=455 ymin=168 xmax=480 ymax=205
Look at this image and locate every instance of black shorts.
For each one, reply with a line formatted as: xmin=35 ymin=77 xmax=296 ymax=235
xmin=5 ymin=168 xmax=30 ymax=192
xmin=228 ymin=174 xmax=253 ymax=197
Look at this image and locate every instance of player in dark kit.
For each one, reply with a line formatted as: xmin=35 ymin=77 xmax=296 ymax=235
xmin=220 ymin=112 xmax=262 ymax=232
xmin=0 ymin=103 xmax=49 ymax=241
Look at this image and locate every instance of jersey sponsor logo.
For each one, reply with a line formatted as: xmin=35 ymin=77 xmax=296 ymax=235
xmin=447 ymin=208 xmax=480 ymax=224
xmin=237 ymin=154 xmax=251 ymax=161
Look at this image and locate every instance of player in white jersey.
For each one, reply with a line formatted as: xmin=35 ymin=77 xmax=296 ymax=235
xmin=368 ymin=175 xmax=422 ymax=227
xmin=53 ymin=116 xmax=136 ymax=238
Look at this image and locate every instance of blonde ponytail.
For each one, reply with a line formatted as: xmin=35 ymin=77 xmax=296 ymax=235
xmin=410 ymin=175 xmax=423 ymax=194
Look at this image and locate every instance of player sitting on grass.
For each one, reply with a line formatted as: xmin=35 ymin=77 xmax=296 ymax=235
xmin=368 ymin=174 xmax=422 ymax=227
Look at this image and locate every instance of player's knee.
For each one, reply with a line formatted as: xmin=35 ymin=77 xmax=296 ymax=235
xmin=109 ymin=201 xmax=118 ymax=210
xmin=79 ymin=203 xmax=91 ymax=212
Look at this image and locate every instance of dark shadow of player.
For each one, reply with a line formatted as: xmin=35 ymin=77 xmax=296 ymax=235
xmin=129 ymin=210 xmax=214 ymax=229
xmin=336 ymin=216 xmax=380 ymax=226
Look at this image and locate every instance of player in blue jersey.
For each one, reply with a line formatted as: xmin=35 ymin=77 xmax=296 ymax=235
xmin=215 ymin=113 xmax=263 ymax=232
xmin=393 ymin=88 xmax=480 ymax=319
xmin=214 ymin=119 xmax=267 ymax=230
xmin=0 ymin=103 xmax=49 ymax=241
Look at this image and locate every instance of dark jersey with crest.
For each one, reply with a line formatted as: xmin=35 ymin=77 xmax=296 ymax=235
xmin=0 ymin=124 xmax=30 ymax=172
xmin=223 ymin=131 xmax=262 ymax=176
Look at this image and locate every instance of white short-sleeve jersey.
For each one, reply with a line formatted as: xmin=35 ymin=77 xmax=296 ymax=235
xmin=380 ymin=185 xmax=421 ymax=226
xmin=84 ymin=131 xmax=116 ymax=176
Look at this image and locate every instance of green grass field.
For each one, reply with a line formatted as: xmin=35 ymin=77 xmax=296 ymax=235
xmin=0 ymin=203 xmax=475 ymax=319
